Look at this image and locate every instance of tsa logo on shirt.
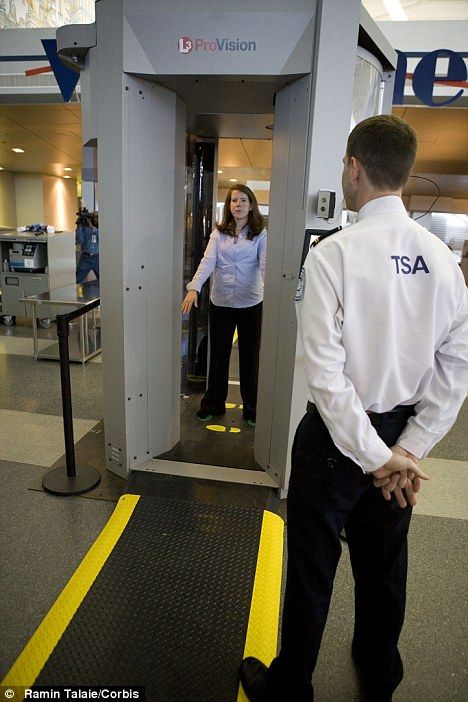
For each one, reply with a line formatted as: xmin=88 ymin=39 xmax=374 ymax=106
xmin=391 ymin=255 xmax=430 ymax=274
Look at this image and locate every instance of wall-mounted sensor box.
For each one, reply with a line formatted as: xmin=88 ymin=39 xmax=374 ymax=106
xmin=317 ymin=190 xmax=336 ymax=219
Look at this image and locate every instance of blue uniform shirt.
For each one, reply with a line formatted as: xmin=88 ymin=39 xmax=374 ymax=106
xmin=76 ymin=225 xmax=99 ymax=255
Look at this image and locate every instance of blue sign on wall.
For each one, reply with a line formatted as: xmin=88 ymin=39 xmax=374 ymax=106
xmin=41 ymin=38 xmax=79 ymax=103
xmin=393 ymin=49 xmax=468 ymax=107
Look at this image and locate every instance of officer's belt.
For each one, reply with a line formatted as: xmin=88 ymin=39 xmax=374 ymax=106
xmin=306 ymin=401 xmax=415 ymax=426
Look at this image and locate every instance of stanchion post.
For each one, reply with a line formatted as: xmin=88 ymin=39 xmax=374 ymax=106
xmin=42 ymin=298 xmax=102 ymax=496
xmin=57 ymin=314 xmax=76 ymax=477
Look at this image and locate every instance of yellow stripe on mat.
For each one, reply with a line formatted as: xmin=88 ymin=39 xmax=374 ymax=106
xmin=238 ymin=510 xmax=284 ymax=702
xmin=1 ymin=493 xmax=140 ymax=695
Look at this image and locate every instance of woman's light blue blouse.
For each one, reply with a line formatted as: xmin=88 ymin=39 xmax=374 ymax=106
xmin=187 ymin=227 xmax=267 ymax=308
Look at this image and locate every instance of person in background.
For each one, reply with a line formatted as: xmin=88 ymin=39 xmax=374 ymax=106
xmin=75 ymin=209 xmax=99 ymax=283
xmin=239 ymin=115 xmax=468 ymax=701
xmin=182 ymin=184 xmax=267 ymax=426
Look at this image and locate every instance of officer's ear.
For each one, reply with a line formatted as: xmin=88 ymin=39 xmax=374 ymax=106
xmin=349 ymin=156 xmax=362 ymax=185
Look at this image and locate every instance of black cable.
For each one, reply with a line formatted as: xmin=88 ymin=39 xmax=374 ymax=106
xmin=410 ymin=175 xmax=440 ymax=220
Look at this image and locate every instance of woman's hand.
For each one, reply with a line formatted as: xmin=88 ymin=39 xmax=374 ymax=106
xmin=182 ymin=290 xmax=198 ymax=314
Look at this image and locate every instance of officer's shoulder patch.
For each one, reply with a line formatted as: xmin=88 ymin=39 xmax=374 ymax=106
xmin=311 ymin=226 xmax=342 ymax=248
xmin=312 ymin=232 xmax=329 ymax=248
xmin=295 ymin=267 xmax=306 ymax=302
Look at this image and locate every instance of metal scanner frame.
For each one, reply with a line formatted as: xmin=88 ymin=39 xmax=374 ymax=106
xmin=57 ymin=0 xmax=397 ymax=494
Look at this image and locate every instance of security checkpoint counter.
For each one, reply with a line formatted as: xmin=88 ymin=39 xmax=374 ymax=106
xmin=21 ymin=280 xmax=101 ymax=363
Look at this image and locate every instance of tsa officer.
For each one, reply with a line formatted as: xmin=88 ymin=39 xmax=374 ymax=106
xmin=240 ymin=115 xmax=468 ymax=701
xmin=75 ymin=209 xmax=99 ymax=283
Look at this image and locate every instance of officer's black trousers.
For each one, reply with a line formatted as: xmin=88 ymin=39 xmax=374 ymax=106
xmin=268 ymin=406 xmax=414 ymax=701
xmin=200 ymin=301 xmax=262 ymax=419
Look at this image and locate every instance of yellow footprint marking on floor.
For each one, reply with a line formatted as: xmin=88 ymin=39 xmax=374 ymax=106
xmin=225 ymin=403 xmax=236 ymax=409
xmin=207 ymin=425 xmax=241 ymax=433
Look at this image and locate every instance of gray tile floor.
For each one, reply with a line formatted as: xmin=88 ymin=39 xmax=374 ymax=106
xmin=0 ymin=319 xmax=467 ymax=700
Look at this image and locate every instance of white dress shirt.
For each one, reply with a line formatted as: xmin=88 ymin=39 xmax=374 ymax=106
xmin=297 ymin=196 xmax=468 ymax=473
xmin=187 ymin=227 xmax=267 ymax=308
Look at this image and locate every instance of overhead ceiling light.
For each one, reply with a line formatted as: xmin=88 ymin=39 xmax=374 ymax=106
xmin=12 ymin=147 xmax=25 ymax=153
xmin=382 ymin=0 xmax=408 ymax=21
xmin=217 ymin=169 xmax=223 ymax=174
xmin=229 ymin=178 xmax=237 ymax=182
xmin=0 ymin=166 xmax=3 ymax=170
xmin=63 ymin=175 xmax=71 ymax=179
xmin=63 ymin=167 xmax=73 ymax=172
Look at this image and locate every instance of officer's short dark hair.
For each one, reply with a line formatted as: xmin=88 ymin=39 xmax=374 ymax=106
xmin=346 ymin=115 xmax=417 ymax=190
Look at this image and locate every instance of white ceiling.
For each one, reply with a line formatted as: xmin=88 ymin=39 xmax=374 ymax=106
xmin=362 ymin=0 xmax=468 ymax=21
xmin=0 ymin=103 xmax=82 ymax=179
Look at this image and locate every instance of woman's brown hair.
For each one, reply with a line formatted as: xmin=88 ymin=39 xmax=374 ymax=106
xmin=217 ymin=184 xmax=265 ymax=239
